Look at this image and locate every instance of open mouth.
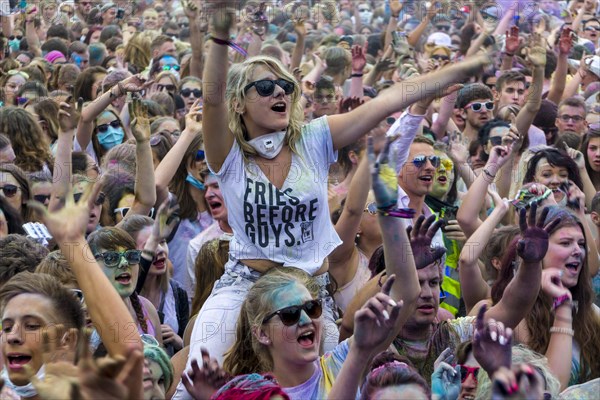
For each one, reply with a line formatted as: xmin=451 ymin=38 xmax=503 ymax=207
xmin=565 ymin=262 xmax=580 ymax=272
xmin=153 ymin=257 xmax=166 ymax=269
xmin=7 ymin=354 xmax=32 ymax=369
xmin=115 ymin=272 xmax=132 ymax=285
xmin=419 ymin=175 xmax=433 ymax=183
xmin=208 ymin=199 xmax=222 ymax=212
xmin=271 ymin=102 xmax=287 ymax=113
xmin=437 ymin=176 xmax=447 ymax=184
xmin=297 ymin=330 xmax=316 ymax=347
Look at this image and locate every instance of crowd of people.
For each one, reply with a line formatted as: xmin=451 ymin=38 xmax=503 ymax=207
xmin=0 ymin=0 xmax=599 ymax=398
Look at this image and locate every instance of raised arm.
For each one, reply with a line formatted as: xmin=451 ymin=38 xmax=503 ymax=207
xmin=154 ymin=103 xmax=203 ymax=206
xmin=328 ymin=155 xmax=370 ymax=286
xmin=348 ymin=45 xmax=366 ymax=99
xmin=383 ymin=0 xmax=403 ymax=50
xmin=31 ymin=183 xmax=143 ymax=399
xmin=546 ymin=28 xmax=573 ymax=105
xmin=407 ymin=2 xmax=437 ymax=48
xmin=49 ymin=98 xmax=81 ymax=212
xmin=485 ymin=204 xmax=561 ymax=328
xmin=289 ymin=19 xmax=306 ymax=72
xmin=126 ymin=99 xmax=156 ymax=217
xmin=459 ymin=191 xmax=508 ymax=313
xmin=202 ymin=7 xmax=236 ymax=171
xmin=328 ymin=54 xmax=491 ymax=150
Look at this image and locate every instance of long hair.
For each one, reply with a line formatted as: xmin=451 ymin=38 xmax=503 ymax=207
xmin=30 ymin=97 xmax=60 ymax=144
xmin=523 ymin=148 xmax=583 ymax=190
xmin=0 ymin=107 xmax=53 ymax=173
xmin=92 ymin=108 xmax=126 ymax=162
xmin=491 ymin=207 xmax=600 ymax=383
xmin=124 ymin=33 xmax=151 ymax=74
xmin=223 ymin=267 xmax=319 ymax=376
xmin=99 ymin=169 xmax=135 ymax=227
xmin=170 ymin=133 xmax=205 ymax=221
xmin=0 ymin=163 xmax=34 ymax=222
xmin=119 ymin=215 xmax=170 ymax=294
xmin=190 ymin=239 xmax=228 ymax=316
xmin=0 ymin=196 xmax=25 ymax=235
xmin=225 ymin=56 xmax=303 ymax=161
xmin=74 ymin=66 xmax=106 ymax=102
xmin=580 ymin=127 xmax=600 ymax=189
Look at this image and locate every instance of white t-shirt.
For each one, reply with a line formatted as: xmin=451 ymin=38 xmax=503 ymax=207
xmin=210 ymin=117 xmax=342 ymax=275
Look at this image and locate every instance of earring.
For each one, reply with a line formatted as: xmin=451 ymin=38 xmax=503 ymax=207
xmin=356 ymin=232 xmax=361 ymax=240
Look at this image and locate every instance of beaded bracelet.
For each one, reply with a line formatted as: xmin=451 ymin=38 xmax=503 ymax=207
xmin=549 ymin=326 xmax=574 ymax=336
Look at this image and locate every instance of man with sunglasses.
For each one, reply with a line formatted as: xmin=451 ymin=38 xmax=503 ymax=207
xmin=456 ymin=84 xmax=495 ymax=143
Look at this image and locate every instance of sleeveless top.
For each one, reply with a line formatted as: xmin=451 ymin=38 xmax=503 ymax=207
xmin=334 ymin=250 xmax=371 ymax=312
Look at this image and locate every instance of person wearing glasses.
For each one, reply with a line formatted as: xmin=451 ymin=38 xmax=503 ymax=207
xmin=555 ymin=97 xmax=589 ymax=137
xmin=178 ymin=76 xmax=203 ymax=113
xmin=455 ymin=84 xmax=495 ymax=143
xmin=0 ymin=164 xmax=35 ymax=223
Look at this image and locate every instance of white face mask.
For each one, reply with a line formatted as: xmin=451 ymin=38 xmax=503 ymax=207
xmin=247 ymin=131 xmax=286 ymax=159
xmin=2 ymin=364 xmax=46 ymax=398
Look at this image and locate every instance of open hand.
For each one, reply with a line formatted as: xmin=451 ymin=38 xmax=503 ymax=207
xmin=181 ymin=349 xmax=230 ymax=400
xmin=353 ymin=275 xmax=403 ymax=351
xmin=351 ymin=45 xmax=367 ymax=73
xmin=338 ymin=96 xmax=364 ymax=114
xmin=558 ymin=27 xmax=574 ymax=56
xmin=491 ymin=364 xmax=545 ymax=400
xmin=505 ymin=26 xmax=520 ymax=55
xmin=516 ymin=202 xmax=561 ymax=263
xmin=129 ymin=98 xmax=150 ymax=143
xmin=185 ymin=99 xmax=203 ymax=133
xmin=473 ymin=305 xmax=512 ymax=375
xmin=406 ymin=215 xmax=446 ymax=269
xmin=121 ymin=74 xmax=152 ymax=93
xmin=153 ymin=199 xmax=180 ymax=241
xmin=367 ymin=136 xmax=397 ymax=210
xmin=448 ymin=132 xmax=469 ymax=165
xmin=526 ymin=33 xmax=547 ymax=68
xmin=431 ymin=361 xmax=461 ymax=400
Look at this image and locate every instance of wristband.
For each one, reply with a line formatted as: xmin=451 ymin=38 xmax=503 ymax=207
xmin=482 ymin=168 xmax=496 ymax=180
xmin=377 ymin=207 xmax=416 ymax=219
xmin=553 ymin=294 xmax=571 ymax=310
xmin=549 ymin=326 xmax=574 ymax=336
xmin=208 ymin=35 xmax=248 ymax=57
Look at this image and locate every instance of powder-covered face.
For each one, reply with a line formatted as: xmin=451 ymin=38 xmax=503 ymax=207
xmin=143 ymin=358 xmax=166 ymax=400
xmin=97 ymin=245 xmax=140 ymax=298
xmin=534 ymin=158 xmax=569 ymax=191
xmin=431 ymin=151 xmax=455 ymax=200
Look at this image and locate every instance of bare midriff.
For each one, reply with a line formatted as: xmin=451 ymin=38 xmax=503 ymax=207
xmin=240 ymin=258 xmax=329 ymax=276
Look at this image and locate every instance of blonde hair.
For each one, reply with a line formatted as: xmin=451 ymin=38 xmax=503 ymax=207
xmin=223 ymin=267 xmax=319 ymax=376
xmin=225 ymin=56 xmax=303 ymax=160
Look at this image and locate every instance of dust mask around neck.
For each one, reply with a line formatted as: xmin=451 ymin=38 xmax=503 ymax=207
xmin=248 ymin=131 xmax=286 ymax=159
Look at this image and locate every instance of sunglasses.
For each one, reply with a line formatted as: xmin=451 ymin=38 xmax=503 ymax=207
xmin=157 ymin=84 xmax=176 ymax=91
xmin=435 ymin=25 xmax=451 ymax=32
xmin=162 ymin=65 xmax=181 ymax=71
xmin=195 ymin=150 xmax=205 ymax=162
xmin=180 ymin=88 xmax=202 ymax=98
xmin=9 ymin=35 xmax=22 ymax=40
xmin=584 ymin=26 xmax=600 ymax=31
xmin=263 ymin=299 xmax=323 ymax=326
xmin=459 ymin=365 xmax=480 ymax=384
xmin=431 ymin=54 xmax=450 ymax=61
xmin=94 ymin=249 xmax=142 ymax=268
xmin=33 ymin=194 xmax=51 ymax=203
xmin=71 ymin=289 xmax=85 ymax=304
xmin=364 ymin=202 xmax=377 ymax=215
xmin=97 ymin=120 xmax=121 ymax=133
xmin=314 ymin=94 xmax=337 ymax=103
xmin=244 ymin=79 xmax=294 ymax=97
xmin=464 ymin=101 xmax=494 ymax=112
xmin=114 ymin=207 xmax=156 ymax=219
xmin=488 ymin=136 xmax=506 ymax=146
xmin=411 ymin=155 xmax=441 ymax=168
xmin=73 ymin=191 xmax=106 ymax=206
xmin=0 ymin=184 xmax=19 ymax=198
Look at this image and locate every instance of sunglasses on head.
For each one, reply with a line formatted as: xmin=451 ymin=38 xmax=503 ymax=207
xmin=263 ymin=299 xmax=323 ymax=326
xmin=71 ymin=289 xmax=85 ymax=304
xmin=411 ymin=155 xmax=441 ymax=168
xmin=114 ymin=206 xmax=156 ymax=219
xmin=244 ymin=79 xmax=295 ymax=97
xmin=97 ymin=120 xmax=121 ymax=133
xmin=439 ymin=158 xmax=454 ymax=170
xmin=195 ymin=150 xmax=205 ymax=162
xmin=180 ymin=88 xmax=202 ymax=98
xmin=464 ymin=101 xmax=494 ymax=112
xmin=0 ymin=184 xmax=19 ymax=198
xmin=34 ymin=194 xmax=51 ymax=203
xmin=94 ymin=249 xmax=142 ymax=268
xmin=459 ymin=365 xmax=480 ymax=384
xmin=73 ymin=191 xmax=105 ymax=206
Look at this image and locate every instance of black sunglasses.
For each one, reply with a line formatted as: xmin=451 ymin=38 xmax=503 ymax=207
xmin=0 ymin=184 xmax=19 ymax=198
xmin=33 ymin=194 xmax=51 ymax=203
xmin=97 ymin=120 xmax=121 ymax=133
xmin=157 ymin=84 xmax=176 ymax=91
xmin=94 ymin=249 xmax=142 ymax=268
xmin=244 ymin=79 xmax=294 ymax=97
xmin=263 ymin=299 xmax=323 ymax=326
xmin=9 ymin=35 xmax=23 ymax=40
xmin=180 ymin=88 xmax=202 ymax=98
xmin=412 ymin=155 xmax=441 ymax=168
xmin=431 ymin=54 xmax=450 ymax=61
xmin=73 ymin=191 xmax=105 ymax=206
xmin=195 ymin=150 xmax=205 ymax=162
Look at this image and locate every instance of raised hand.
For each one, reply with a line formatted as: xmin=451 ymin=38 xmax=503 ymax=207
xmin=367 ymin=136 xmax=397 ymax=210
xmin=491 ymin=364 xmax=544 ymax=400
xmin=129 ymin=98 xmax=150 ymax=143
xmin=486 ymin=144 xmax=514 ymax=171
xmin=558 ymin=27 xmax=574 ymax=56
xmin=541 ymin=268 xmax=572 ymax=299
xmin=390 ymin=0 xmax=403 ymax=16
xmin=338 ymin=96 xmax=364 ymax=114
xmin=58 ymin=96 xmax=82 ymax=133
xmin=182 ymin=0 xmax=200 ymax=20
xmin=182 ymin=349 xmax=230 ymax=400
xmin=153 ymin=199 xmax=180 ymax=241
xmin=353 ymin=275 xmax=403 ymax=350
xmin=351 ymin=45 xmax=367 ymax=73
xmin=121 ymin=74 xmax=152 ymax=93
xmin=431 ymin=361 xmax=461 ymax=400
xmin=293 ymin=18 xmax=307 ymax=38
xmin=505 ymin=26 xmax=520 ymax=55
xmin=448 ymin=132 xmax=469 ymax=166
xmin=516 ymin=202 xmax=561 ymax=263
xmin=434 ymin=347 xmax=456 ymax=372
xmin=211 ymin=3 xmax=237 ymax=36
xmin=185 ymin=99 xmax=203 ymax=133
xmin=473 ymin=305 xmax=512 ymax=375
xmin=564 ymin=143 xmax=585 ymax=170
xmin=526 ymin=33 xmax=547 ymax=68
xmin=406 ymin=215 xmax=446 ymax=269
xmin=397 ymin=63 xmax=419 ymax=81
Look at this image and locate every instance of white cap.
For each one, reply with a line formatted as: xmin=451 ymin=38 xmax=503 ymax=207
xmin=568 ymin=55 xmax=600 ymax=79
xmin=427 ymin=32 xmax=452 ymax=48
